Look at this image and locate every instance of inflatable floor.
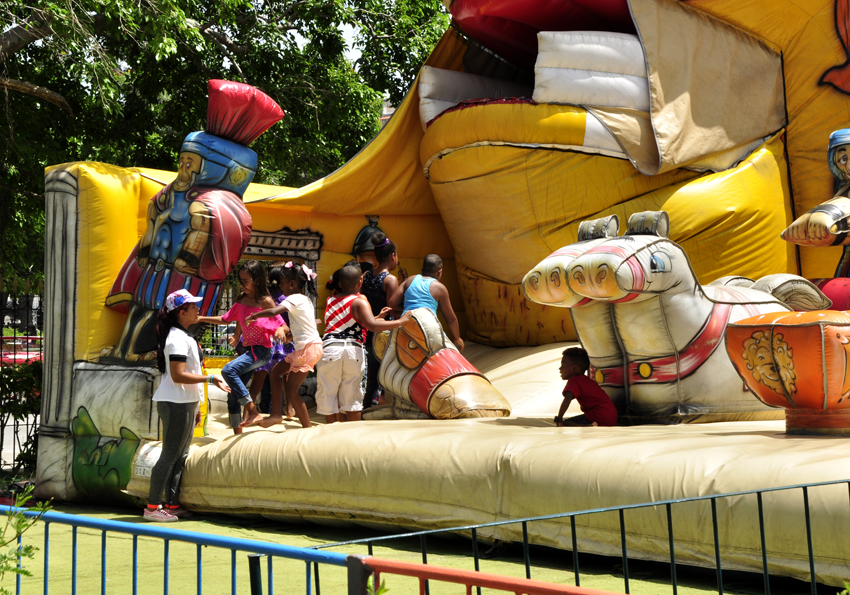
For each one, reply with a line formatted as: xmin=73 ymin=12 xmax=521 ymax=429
xmin=119 ymin=342 xmax=850 ymax=587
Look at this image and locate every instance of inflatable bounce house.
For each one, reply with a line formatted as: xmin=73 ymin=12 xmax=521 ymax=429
xmin=35 ymin=0 xmax=850 ymax=586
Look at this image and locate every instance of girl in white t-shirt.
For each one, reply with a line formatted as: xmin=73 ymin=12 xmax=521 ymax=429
xmin=144 ymin=290 xmax=230 ymax=522
xmin=249 ymin=262 xmax=321 ymax=428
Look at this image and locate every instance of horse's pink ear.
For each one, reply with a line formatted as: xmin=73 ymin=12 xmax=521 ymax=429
xmin=626 ymin=211 xmax=670 ymax=238
xmin=577 ymin=215 xmax=620 ymax=241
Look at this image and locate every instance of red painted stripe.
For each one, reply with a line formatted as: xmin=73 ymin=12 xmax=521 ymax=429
xmin=591 ymin=303 xmax=732 ymax=386
xmin=409 ymin=349 xmax=483 ymax=414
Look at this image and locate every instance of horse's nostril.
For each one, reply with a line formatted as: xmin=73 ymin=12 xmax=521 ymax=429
xmin=550 ymin=270 xmax=561 ymax=288
xmin=529 ymin=275 xmax=539 ymax=291
xmin=596 ymin=269 xmax=607 ymax=286
xmin=572 ymin=271 xmax=585 ymax=286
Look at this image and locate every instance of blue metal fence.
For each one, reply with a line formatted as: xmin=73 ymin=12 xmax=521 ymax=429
xmin=312 ymin=478 xmax=850 ymax=595
xmin=9 ymin=508 xmax=351 ymax=595
xmin=10 ymin=478 xmax=850 ymax=594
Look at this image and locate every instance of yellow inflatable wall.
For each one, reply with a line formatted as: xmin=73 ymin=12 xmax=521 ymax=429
xmin=49 ymin=0 xmax=850 ymax=354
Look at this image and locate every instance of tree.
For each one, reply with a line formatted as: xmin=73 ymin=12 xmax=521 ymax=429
xmin=0 ymin=0 xmax=449 ymax=284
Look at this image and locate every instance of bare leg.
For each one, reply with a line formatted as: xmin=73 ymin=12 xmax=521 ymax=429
xmin=283 ymin=369 xmax=311 ymax=428
xmin=268 ymin=366 xmax=295 ymax=419
xmin=343 ymin=411 xmax=362 ymax=422
xmin=324 ymin=413 xmax=341 ymax=424
xmin=259 ymin=360 xmax=290 ymax=428
xmin=249 ymin=370 xmax=268 ymax=406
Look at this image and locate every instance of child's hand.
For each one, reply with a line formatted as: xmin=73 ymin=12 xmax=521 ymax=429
xmin=213 ymin=376 xmax=231 ymax=393
xmin=246 ymin=312 xmax=257 ymax=322
xmin=399 ymin=311 xmax=412 ymax=323
xmin=274 ymin=324 xmax=291 ymax=342
xmin=227 ymin=335 xmax=238 ymax=348
xmin=377 ymin=307 xmax=393 ymax=320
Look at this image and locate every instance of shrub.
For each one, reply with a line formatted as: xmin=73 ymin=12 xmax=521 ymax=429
xmin=0 ymin=362 xmax=42 ymax=472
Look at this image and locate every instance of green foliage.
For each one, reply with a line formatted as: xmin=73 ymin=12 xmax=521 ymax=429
xmin=0 ymin=484 xmax=49 ymax=595
xmin=0 ymin=0 xmax=449 ymax=285
xmin=0 ymin=361 xmax=42 ymax=471
xmin=350 ymin=0 xmax=451 ymax=105
xmin=367 ymin=575 xmax=389 ymax=595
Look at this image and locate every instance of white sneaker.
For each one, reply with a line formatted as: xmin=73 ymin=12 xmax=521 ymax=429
xmin=143 ymin=507 xmax=178 ymax=522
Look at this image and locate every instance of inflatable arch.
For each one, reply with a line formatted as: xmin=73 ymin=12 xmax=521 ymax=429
xmin=35 ymin=0 xmax=850 ymax=587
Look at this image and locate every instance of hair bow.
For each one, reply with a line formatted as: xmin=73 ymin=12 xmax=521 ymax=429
xmin=285 ymin=261 xmax=317 ymax=280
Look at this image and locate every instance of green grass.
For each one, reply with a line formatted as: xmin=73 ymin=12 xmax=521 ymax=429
xmin=1 ymin=502 xmax=843 ymax=595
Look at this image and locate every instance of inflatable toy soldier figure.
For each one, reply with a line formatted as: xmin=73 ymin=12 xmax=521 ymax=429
xmin=782 ymin=128 xmax=850 ymax=309
xmin=104 ymin=80 xmax=284 ymax=362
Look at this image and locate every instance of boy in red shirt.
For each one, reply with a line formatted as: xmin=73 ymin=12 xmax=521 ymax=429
xmin=555 ymin=347 xmax=618 ymax=427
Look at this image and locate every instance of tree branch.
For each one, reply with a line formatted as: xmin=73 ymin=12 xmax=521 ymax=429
xmin=0 ymin=78 xmax=72 ymax=114
xmin=0 ymin=16 xmax=53 ymax=62
xmin=187 ymin=19 xmax=250 ymax=56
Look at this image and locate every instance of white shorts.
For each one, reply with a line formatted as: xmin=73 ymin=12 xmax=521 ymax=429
xmin=315 ymin=342 xmax=366 ymax=414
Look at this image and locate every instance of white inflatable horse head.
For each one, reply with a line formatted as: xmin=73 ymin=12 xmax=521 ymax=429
xmin=522 ymin=214 xmax=620 ymax=307
xmin=566 ymin=211 xmax=687 ymax=304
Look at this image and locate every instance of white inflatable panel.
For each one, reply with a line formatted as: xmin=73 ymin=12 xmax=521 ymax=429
xmin=534 ymin=31 xmax=650 ymax=111
xmin=583 ymin=112 xmax=624 ymax=154
xmin=537 ymin=31 xmax=646 ymax=76
xmin=418 ymin=66 xmax=534 ymax=130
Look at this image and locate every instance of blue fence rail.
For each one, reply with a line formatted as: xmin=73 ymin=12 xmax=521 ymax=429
xmin=9 ymin=478 xmax=849 ymax=594
xmin=312 ymin=478 xmax=850 ymax=595
xmin=10 ymin=508 xmax=353 ymax=595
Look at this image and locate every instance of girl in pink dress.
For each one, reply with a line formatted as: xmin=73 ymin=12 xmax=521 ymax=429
xmin=198 ymin=260 xmax=284 ymax=434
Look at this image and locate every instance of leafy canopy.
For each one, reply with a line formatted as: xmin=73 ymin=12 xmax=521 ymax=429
xmin=0 ymin=0 xmax=450 ymax=283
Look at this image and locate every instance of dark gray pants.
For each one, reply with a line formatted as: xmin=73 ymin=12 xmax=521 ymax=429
xmin=148 ymin=401 xmax=196 ymax=506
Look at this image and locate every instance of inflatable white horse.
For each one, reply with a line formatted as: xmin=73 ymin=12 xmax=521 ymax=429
xmin=522 ymin=211 xmax=831 ymax=420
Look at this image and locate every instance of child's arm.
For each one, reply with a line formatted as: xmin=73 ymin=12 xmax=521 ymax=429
xmin=169 ymin=361 xmax=231 ymax=393
xmin=431 ymin=281 xmax=464 ymax=352
xmin=351 ymin=298 xmax=411 ymax=332
xmin=246 ymin=302 xmax=289 ymax=321
xmin=273 ymin=323 xmax=292 ymax=343
xmin=555 ymin=391 xmax=574 ymax=426
xmin=227 ymin=321 xmax=242 ymax=348
xmin=197 ymin=315 xmax=227 ymax=325
xmin=387 ymin=277 xmax=412 ymax=311
xmin=383 ymin=274 xmax=401 ymax=316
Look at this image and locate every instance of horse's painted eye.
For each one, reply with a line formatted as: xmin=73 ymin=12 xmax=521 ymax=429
xmin=650 ymin=252 xmax=672 ymax=273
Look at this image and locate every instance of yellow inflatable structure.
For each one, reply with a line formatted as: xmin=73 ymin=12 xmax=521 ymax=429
xmin=35 ymin=0 xmax=850 ymax=587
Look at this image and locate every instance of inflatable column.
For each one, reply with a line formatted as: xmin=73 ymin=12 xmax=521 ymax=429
xmin=36 ymin=81 xmax=283 ymax=502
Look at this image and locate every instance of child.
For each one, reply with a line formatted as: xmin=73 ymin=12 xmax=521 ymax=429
xmin=198 ymin=261 xmax=283 ymax=434
xmin=327 ymin=260 xmax=372 ymax=295
xmin=360 ymin=232 xmax=399 ymax=407
xmin=252 ymin=265 xmax=297 ymax=419
xmin=145 ymin=289 xmax=230 ymax=522
xmin=555 ymin=347 xmax=618 ymax=427
xmin=248 ymin=261 xmax=322 ymax=428
xmin=389 ymin=253 xmax=464 ymax=352
xmin=316 ymin=265 xmax=411 ymax=423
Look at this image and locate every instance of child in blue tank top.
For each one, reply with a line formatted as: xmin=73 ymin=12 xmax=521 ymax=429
xmin=389 ymin=254 xmax=464 ymax=352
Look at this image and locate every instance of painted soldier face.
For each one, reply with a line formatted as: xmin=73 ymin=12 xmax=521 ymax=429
xmin=834 ymin=146 xmax=850 ymax=181
xmin=174 ymin=152 xmax=202 ymax=191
